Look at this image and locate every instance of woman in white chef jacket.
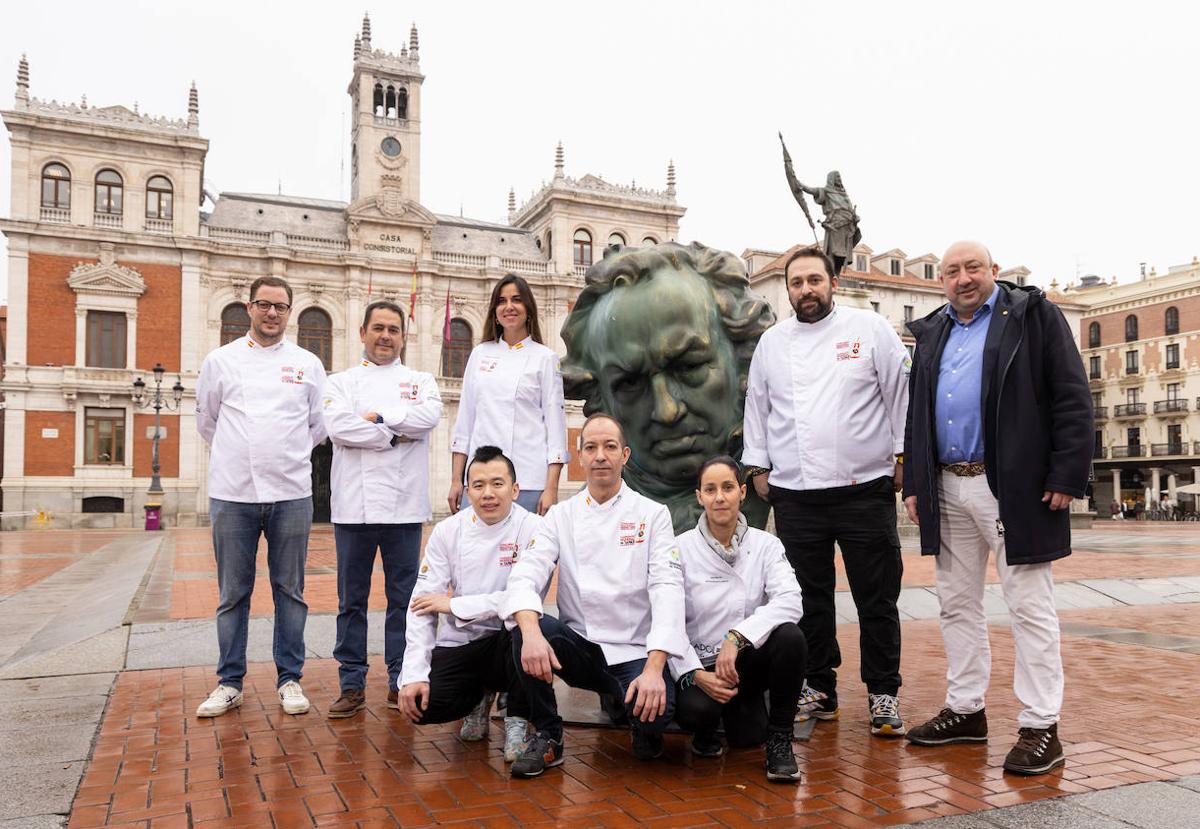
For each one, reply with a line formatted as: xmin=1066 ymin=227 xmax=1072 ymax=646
xmin=672 ymin=456 xmax=809 ymax=783
xmin=448 ymin=274 xmax=567 ymax=516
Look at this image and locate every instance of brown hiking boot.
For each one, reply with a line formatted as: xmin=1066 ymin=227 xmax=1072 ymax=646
xmin=1003 ymin=724 xmax=1065 ymax=775
xmin=328 ymin=688 xmax=366 ymax=719
xmin=906 ymin=707 xmax=988 ymax=746
xmin=387 ymin=688 xmax=399 ymax=709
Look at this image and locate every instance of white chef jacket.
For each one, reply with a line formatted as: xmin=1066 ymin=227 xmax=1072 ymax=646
xmin=450 ymin=337 xmax=568 ymax=490
xmin=322 ymin=357 xmax=443 ymax=524
xmin=742 ymin=304 xmax=910 ymax=491
xmin=500 ymin=482 xmax=688 ymax=672
xmin=670 ymin=525 xmax=804 ymax=677
xmin=399 ymin=504 xmax=542 ymax=686
xmin=196 ymin=336 xmax=327 ymax=503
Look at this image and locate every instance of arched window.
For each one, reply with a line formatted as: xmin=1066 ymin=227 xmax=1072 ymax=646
xmin=1124 ymin=314 xmax=1138 ymax=343
xmin=607 ymin=231 xmax=626 ymax=248
xmin=385 ymin=85 xmax=397 ymax=119
xmin=94 ymin=169 xmax=123 ymax=215
xmin=373 ymin=83 xmax=384 ymax=116
xmin=641 ymin=236 xmax=658 ymax=247
xmin=220 ymin=303 xmax=250 ymax=346
xmin=41 ymin=163 xmax=71 ymax=209
xmin=145 ymin=175 xmax=173 ymax=220
xmin=397 ymin=87 xmax=408 ymax=119
xmin=441 ymin=318 xmax=472 ymax=378
xmin=573 ymin=229 xmax=593 ymax=269
xmin=1165 ymin=306 xmax=1179 ymax=335
xmin=298 ymin=307 xmax=333 ymax=370
xmin=1088 ymin=321 xmax=1101 ymax=349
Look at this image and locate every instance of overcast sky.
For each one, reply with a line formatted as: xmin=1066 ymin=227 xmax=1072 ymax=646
xmin=2 ymin=0 xmax=1198 ymax=301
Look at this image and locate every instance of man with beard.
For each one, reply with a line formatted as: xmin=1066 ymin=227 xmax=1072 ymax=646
xmin=743 ymin=246 xmax=910 ymax=737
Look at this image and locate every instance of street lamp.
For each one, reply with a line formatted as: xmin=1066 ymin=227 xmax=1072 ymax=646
xmin=131 ymin=363 xmax=184 ymax=496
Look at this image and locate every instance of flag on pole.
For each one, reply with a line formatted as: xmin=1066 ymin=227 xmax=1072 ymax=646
xmin=408 ymin=261 xmax=418 ymax=322
xmin=442 ymin=283 xmax=452 ymax=342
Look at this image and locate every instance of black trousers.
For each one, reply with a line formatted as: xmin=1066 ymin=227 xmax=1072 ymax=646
xmin=675 ymin=623 xmax=807 ymax=747
xmin=416 ymin=629 xmax=529 ymax=725
xmin=771 ymin=475 xmax=903 ymax=700
xmin=512 ymin=616 xmax=675 ymax=741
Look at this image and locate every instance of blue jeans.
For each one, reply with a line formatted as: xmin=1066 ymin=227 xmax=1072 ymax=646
xmin=333 ymin=523 xmax=423 ymax=692
xmin=512 ymin=615 xmax=676 ymax=741
xmin=210 ymin=497 xmax=312 ymax=690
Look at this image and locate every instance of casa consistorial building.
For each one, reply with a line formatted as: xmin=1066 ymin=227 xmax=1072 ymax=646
xmin=0 ymin=15 xmax=684 ymax=528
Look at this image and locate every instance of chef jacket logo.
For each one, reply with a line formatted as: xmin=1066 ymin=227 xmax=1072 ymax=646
xmin=835 ymin=338 xmax=863 ymax=361
xmin=419 ymin=563 xmax=429 ymax=575
xmin=280 ymin=366 xmax=304 ymax=384
xmin=499 ymin=542 xmax=519 ymax=566
xmin=480 ymin=358 xmax=499 ymax=373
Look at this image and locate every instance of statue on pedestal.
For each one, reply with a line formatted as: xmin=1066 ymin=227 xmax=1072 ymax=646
xmin=780 ymin=133 xmax=862 ymax=274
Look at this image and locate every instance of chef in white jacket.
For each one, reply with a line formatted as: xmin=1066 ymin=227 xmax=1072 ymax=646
xmin=501 ymin=414 xmax=688 ymax=779
xmin=321 ymin=300 xmax=443 ymax=719
xmin=448 ymin=274 xmax=567 ymax=516
xmin=397 ymin=446 xmax=543 ymax=762
xmin=193 ymin=276 xmax=327 ymax=720
xmin=671 ymin=456 xmax=807 ymax=783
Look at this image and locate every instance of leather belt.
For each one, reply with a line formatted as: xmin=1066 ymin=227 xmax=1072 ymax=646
xmin=939 ymin=461 xmax=986 ymax=477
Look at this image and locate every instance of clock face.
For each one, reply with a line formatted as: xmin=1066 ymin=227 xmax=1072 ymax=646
xmin=381 ymin=137 xmax=402 ymax=157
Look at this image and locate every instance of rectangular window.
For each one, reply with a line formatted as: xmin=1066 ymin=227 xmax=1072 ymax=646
xmin=1127 ymin=388 xmax=1139 ymax=405
xmin=1167 ymin=383 xmax=1180 ymax=402
xmin=1127 ymin=427 xmax=1140 ymax=447
xmin=1168 ymin=424 xmax=1182 ymax=451
xmin=903 ymin=305 xmax=914 ymax=322
xmin=1166 ymin=343 xmax=1180 ymax=369
xmin=924 ymin=263 xmax=935 ymax=279
xmin=855 ymin=255 xmax=867 ymax=272
xmin=145 ymin=190 xmax=173 ymax=220
xmin=1092 ymin=392 xmax=1102 ymax=408
xmin=1125 ymin=350 xmax=1138 ymax=375
xmin=890 ymin=260 xmax=902 ymax=276
xmin=86 ymin=311 xmax=127 ymax=368
xmin=84 ymin=408 xmax=125 ymax=465
xmin=1089 ymin=355 xmax=1101 ymax=379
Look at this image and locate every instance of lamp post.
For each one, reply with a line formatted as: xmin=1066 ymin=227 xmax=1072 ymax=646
xmin=131 ymin=363 xmax=184 ymax=496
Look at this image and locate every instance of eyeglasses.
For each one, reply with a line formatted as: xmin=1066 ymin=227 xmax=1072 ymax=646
xmin=250 ymin=299 xmax=292 ymax=313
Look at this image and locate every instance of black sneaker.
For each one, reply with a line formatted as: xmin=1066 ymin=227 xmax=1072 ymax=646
xmin=691 ymin=731 xmax=725 ymax=758
xmin=906 ymin=707 xmax=988 ymax=746
xmin=764 ymin=729 xmax=801 ymax=783
xmin=631 ymin=728 xmax=664 ymax=760
xmin=1003 ymin=724 xmax=1065 ymax=775
xmin=510 ymin=731 xmax=564 ymax=778
xmin=868 ymin=693 xmax=905 ymax=737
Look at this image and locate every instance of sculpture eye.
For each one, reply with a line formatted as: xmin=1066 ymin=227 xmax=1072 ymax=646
xmin=677 ymin=362 xmax=710 ymax=385
xmin=612 ymin=375 xmax=643 ymax=397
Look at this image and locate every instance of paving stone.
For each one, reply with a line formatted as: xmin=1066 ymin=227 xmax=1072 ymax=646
xmin=1072 ymin=780 xmax=1200 ymax=828
xmin=908 ymin=815 xmax=1003 ymax=828
xmin=0 ymin=762 xmax=82 ymax=821
xmin=0 ymin=627 xmax=129 ymax=680
xmin=1080 ymin=578 xmax=1165 ymax=606
xmin=0 ymin=815 xmax=67 ymax=829
xmin=980 ymin=798 xmax=1129 ymax=829
xmin=0 ymin=694 xmax=108 ymax=729
xmin=0 ymin=723 xmax=98 ymax=767
xmin=0 ymin=673 xmax=115 ymax=700
xmin=1052 ymin=582 xmax=1122 ymax=610
xmin=1171 ymin=775 xmax=1200 ymax=794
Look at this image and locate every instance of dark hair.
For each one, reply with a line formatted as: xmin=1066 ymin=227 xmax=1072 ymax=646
xmin=482 ymin=274 xmax=543 ymax=344
xmin=467 ymin=445 xmax=517 ymax=483
xmin=783 ymin=245 xmax=836 ymax=281
xmin=361 ymin=300 xmax=406 ymax=332
xmin=695 ymin=454 xmax=744 ymax=488
xmin=580 ymin=412 xmax=625 ymax=447
xmin=249 ymin=275 xmax=294 ymax=304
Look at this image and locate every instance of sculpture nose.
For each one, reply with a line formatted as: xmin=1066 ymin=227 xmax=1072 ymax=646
xmin=650 ymin=374 xmax=685 ymax=425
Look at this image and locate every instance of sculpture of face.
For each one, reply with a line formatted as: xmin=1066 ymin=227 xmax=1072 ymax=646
xmin=580 ymin=266 xmax=741 ymax=486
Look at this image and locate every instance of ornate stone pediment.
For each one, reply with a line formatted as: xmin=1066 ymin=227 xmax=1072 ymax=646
xmin=346 ymin=195 xmax=437 ymax=227
xmin=67 ymin=245 xmax=145 ymax=297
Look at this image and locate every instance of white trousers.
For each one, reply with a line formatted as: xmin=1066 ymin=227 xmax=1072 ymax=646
xmin=934 ymin=472 xmax=1063 ymax=728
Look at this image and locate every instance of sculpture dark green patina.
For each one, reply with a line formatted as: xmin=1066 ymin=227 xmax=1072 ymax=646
xmin=560 ymin=241 xmax=776 ymax=532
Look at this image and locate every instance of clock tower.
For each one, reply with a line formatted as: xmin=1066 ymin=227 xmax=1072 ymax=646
xmin=348 ymin=14 xmax=424 ymax=210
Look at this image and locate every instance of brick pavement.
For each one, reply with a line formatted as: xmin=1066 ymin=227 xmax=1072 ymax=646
xmin=0 ymin=529 xmax=130 ymax=595
xmin=66 ymin=602 xmax=1200 ymax=829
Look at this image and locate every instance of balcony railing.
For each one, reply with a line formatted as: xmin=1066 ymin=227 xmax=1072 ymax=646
xmin=432 ymin=251 xmax=487 ymax=268
xmin=40 ymin=206 xmax=70 ymax=223
xmin=1113 ymin=403 xmax=1147 ymax=417
xmin=93 ymin=212 xmax=123 ymax=229
xmin=1151 ymin=443 xmax=1187 ymax=457
xmin=1093 ymin=446 xmax=1107 ymax=459
xmin=1111 ymin=445 xmax=1146 ymax=458
xmin=1093 ymin=407 xmax=1108 ymax=420
xmin=1196 ymin=440 xmax=1200 ymax=455
xmin=1125 ymin=366 xmax=1139 ymax=375
xmin=144 ymin=217 xmax=173 ymax=233
xmin=1154 ymin=399 xmax=1189 ymax=415
xmin=573 ymin=263 xmax=590 ymax=277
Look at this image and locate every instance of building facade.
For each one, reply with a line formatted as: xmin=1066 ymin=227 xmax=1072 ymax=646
xmin=1075 ymin=265 xmax=1200 ymax=513
xmin=0 ymin=16 xmax=683 ymax=528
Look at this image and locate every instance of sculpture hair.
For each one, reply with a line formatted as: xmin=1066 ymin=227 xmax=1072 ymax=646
xmin=560 ymin=241 xmax=776 ymax=413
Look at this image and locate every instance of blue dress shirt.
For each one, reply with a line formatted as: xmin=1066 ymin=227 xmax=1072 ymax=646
xmin=935 ymin=285 xmax=1000 ymax=464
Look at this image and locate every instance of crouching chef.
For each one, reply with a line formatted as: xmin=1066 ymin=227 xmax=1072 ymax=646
xmin=501 ymin=413 xmax=688 ymax=778
xmin=672 ymin=455 xmax=808 ymax=783
xmin=397 ymin=445 xmax=543 ymax=763
xmin=322 ymin=300 xmax=443 ymax=718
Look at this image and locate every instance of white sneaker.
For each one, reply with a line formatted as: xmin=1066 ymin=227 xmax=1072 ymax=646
xmin=503 ymin=716 xmax=531 ymax=762
xmin=196 ymin=684 xmax=243 ymax=718
xmin=278 ymin=680 xmax=310 ymax=715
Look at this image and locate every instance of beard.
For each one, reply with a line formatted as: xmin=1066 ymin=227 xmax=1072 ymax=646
xmin=792 ymin=294 xmax=833 ymax=323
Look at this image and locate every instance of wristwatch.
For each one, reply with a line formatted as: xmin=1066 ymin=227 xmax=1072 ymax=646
xmin=723 ymin=630 xmax=749 ymax=650
xmin=745 ymin=466 xmax=769 ymax=480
